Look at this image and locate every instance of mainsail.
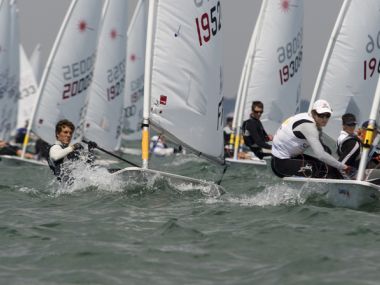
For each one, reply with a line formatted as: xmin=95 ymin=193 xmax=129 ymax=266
xmin=143 ymin=0 xmax=224 ymax=165
xmin=123 ymin=0 xmax=147 ymax=141
xmin=25 ymin=0 xmax=103 ymax=145
xmin=84 ymin=0 xmax=128 ymax=151
xmin=234 ymin=0 xmax=304 ymax=138
xmin=309 ymin=0 xmax=380 ymax=140
xmin=18 ymin=45 xmax=39 ymax=129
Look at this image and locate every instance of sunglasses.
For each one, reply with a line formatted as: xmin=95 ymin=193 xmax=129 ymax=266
xmin=253 ymin=110 xmax=263 ymax=114
xmin=316 ymin=113 xmax=331 ymax=119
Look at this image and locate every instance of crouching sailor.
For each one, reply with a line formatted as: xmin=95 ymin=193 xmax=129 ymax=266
xmin=48 ymin=119 xmax=97 ymax=183
xmin=271 ymin=99 xmax=350 ymax=179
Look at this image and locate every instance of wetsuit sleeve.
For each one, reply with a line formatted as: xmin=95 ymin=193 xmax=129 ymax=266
xmin=296 ymin=124 xmax=345 ymax=170
xmin=247 ymin=120 xmax=272 ymax=149
xmin=339 ymin=140 xmax=360 ymax=164
xmin=49 ymin=144 xmax=74 ymax=161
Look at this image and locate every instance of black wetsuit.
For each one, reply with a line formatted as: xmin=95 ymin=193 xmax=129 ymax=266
xmin=242 ymin=115 xmax=271 ymax=159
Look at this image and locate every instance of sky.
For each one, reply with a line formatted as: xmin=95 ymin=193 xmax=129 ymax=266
xmin=17 ymin=0 xmax=343 ymax=103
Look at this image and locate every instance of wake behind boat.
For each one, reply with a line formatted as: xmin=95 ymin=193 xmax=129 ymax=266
xmin=111 ymin=167 xmax=224 ymax=197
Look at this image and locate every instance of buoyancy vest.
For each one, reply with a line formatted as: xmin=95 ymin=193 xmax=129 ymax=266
xmin=336 ymin=131 xmax=361 ymax=157
xmin=272 ymin=113 xmax=314 ymax=159
xmin=48 ymin=144 xmax=79 ymax=180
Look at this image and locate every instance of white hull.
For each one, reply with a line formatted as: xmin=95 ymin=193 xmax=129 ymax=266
xmin=283 ymin=177 xmax=380 ymax=209
xmin=111 ymin=167 xmax=225 ymax=197
xmin=0 ymin=155 xmax=47 ymax=166
xmin=225 ymin=157 xmax=267 ymax=166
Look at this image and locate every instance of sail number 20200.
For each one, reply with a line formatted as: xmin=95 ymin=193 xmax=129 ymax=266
xmin=195 ymin=1 xmax=221 ymax=47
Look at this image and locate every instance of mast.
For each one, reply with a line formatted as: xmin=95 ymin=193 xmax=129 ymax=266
xmin=141 ymin=0 xmax=156 ymax=169
xmin=357 ymin=75 xmax=380 ymax=180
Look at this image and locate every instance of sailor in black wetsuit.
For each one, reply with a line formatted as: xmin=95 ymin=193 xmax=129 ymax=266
xmin=242 ymin=101 xmax=272 ymax=159
xmin=48 ymin=119 xmax=97 ymax=184
xmin=336 ymin=113 xmax=361 ymax=178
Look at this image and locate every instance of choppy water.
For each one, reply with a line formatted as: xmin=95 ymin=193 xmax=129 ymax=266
xmin=1 ymin=149 xmax=380 ymax=285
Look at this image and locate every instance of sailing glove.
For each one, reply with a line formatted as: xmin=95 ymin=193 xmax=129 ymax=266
xmin=72 ymin=143 xmax=84 ymax=150
xmin=87 ymin=141 xmax=97 ymax=150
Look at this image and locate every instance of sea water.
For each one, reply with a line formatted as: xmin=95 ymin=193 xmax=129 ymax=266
xmin=1 ymin=149 xmax=380 ymax=285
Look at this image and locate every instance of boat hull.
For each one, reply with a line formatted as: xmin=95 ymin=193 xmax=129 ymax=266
xmin=0 ymin=155 xmax=47 ymax=166
xmin=283 ymin=177 xmax=380 ymax=209
xmin=225 ymin=157 xmax=267 ymax=166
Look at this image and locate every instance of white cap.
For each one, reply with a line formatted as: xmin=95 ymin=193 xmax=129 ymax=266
xmin=151 ymin=135 xmax=159 ymax=142
xmin=312 ymin=99 xmax=332 ymax=114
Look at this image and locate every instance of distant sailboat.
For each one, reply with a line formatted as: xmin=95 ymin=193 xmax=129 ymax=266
xmin=112 ymin=0 xmax=225 ymax=195
xmin=84 ymin=0 xmax=128 ymax=151
xmin=283 ymin=0 xmax=380 ymax=209
xmin=226 ymin=0 xmax=304 ymax=166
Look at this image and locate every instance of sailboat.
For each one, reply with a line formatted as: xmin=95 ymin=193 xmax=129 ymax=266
xmin=84 ymin=0 xmax=128 ymax=151
xmin=226 ymin=0 xmax=304 ymax=166
xmin=17 ymin=0 xmax=103 ymax=166
xmin=282 ymin=0 xmax=380 ymax=209
xmin=122 ymin=0 xmax=147 ymax=144
xmin=111 ymin=0 xmax=225 ymax=196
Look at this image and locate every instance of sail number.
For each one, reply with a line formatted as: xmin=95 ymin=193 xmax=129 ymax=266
xmin=363 ymin=32 xmax=380 ymax=80
xmin=107 ymin=60 xmax=126 ymax=101
xmin=195 ymin=1 xmax=221 ymax=47
xmin=278 ymin=28 xmax=303 ymax=85
xmin=62 ymin=54 xmax=96 ymax=100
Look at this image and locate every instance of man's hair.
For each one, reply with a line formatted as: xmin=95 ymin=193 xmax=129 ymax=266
xmin=55 ymin=119 xmax=75 ymax=138
xmin=251 ymin=101 xmax=264 ymax=111
xmin=226 ymin=117 xmax=233 ymax=123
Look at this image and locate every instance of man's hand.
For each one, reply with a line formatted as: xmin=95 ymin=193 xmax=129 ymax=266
xmin=87 ymin=141 xmax=97 ymax=150
xmin=72 ymin=143 xmax=83 ymax=150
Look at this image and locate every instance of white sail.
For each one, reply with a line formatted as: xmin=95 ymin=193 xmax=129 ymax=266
xmin=0 ymin=0 xmax=11 ymax=140
xmin=309 ymin=0 xmax=380 ymax=139
xmin=18 ymin=45 xmax=38 ymax=129
xmin=27 ymin=0 xmax=103 ymax=145
xmin=84 ymin=0 xmax=128 ymax=151
xmin=29 ymin=43 xmax=42 ymax=84
xmin=146 ymin=0 xmax=224 ymax=160
xmin=237 ymin=0 xmax=304 ymax=135
xmin=123 ymin=0 xmax=147 ymax=141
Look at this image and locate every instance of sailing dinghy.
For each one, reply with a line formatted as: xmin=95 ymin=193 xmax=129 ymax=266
xmin=111 ymin=0 xmax=225 ymax=196
xmin=17 ymin=0 xmax=103 ymax=166
xmin=283 ymin=0 xmax=380 ymax=208
xmin=226 ymin=0 xmax=304 ymax=166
